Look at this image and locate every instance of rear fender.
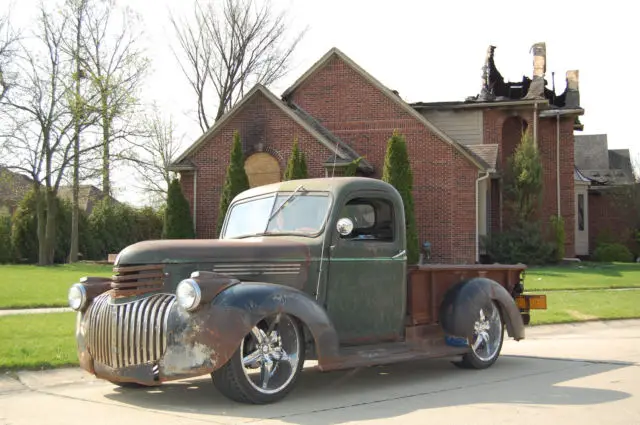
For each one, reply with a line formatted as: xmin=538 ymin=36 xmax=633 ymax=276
xmin=439 ymin=277 xmax=525 ymax=341
xmin=160 ymin=282 xmax=340 ymax=378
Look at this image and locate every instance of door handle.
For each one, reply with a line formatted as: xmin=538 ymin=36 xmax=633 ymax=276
xmin=391 ymin=250 xmax=406 ymax=260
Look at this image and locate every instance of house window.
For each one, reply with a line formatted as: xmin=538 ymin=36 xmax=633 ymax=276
xmin=338 ymin=198 xmax=394 ymax=242
xmin=578 ymin=194 xmax=584 ymax=231
xmin=244 ymin=153 xmax=281 ymax=188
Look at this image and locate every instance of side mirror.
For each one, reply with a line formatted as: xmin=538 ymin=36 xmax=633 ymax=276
xmin=336 ymin=218 xmax=354 ymax=236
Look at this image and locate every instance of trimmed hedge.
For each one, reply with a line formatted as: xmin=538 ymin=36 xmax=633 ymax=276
xmin=8 ymin=189 xmax=162 ymax=264
xmin=0 ymin=215 xmax=12 ymax=263
xmin=593 ymin=243 xmax=634 ymax=263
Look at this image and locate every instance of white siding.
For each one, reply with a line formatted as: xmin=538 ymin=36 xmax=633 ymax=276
xmin=420 ymin=110 xmax=483 ymax=146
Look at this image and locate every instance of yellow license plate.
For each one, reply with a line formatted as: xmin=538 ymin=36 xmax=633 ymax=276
xmin=515 ymin=295 xmax=547 ymax=310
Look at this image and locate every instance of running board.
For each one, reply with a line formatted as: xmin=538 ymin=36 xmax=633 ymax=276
xmin=316 ymin=331 xmax=469 ymax=372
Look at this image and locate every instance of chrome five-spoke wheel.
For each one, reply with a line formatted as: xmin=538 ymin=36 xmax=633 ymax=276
xmin=212 ymin=314 xmax=305 ymax=404
xmin=454 ymin=300 xmax=504 ymax=369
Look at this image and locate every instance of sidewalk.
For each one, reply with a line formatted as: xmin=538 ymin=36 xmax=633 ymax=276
xmin=0 ymin=307 xmax=72 ymax=316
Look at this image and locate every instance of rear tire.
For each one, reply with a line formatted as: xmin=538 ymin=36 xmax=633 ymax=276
xmin=212 ymin=314 xmax=305 ymax=404
xmin=453 ymin=300 xmax=504 ymax=370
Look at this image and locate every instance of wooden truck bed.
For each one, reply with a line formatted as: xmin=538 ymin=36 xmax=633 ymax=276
xmin=407 ymin=264 xmax=526 ymax=326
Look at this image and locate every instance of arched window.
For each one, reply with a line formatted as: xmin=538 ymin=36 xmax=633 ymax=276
xmin=501 ymin=116 xmax=529 ymax=168
xmin=244 ymin=152 xmax=281 ymax=188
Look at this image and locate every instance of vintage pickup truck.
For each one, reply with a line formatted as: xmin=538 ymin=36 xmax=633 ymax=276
xmin=68 ymin=177 xmax=546 ymax=404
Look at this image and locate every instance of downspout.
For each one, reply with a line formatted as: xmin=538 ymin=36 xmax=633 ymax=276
xmin=533 ymin=102 xmax=538 ymax=148
xmin=556 ymin=113 xmax=561 ymax=217
xmin=476 ymin=171 xmax=491 ymax=263
xmin=192 ymin=170 xmax=198 ymax=234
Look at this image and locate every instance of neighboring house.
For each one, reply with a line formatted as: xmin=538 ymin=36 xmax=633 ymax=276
xmin=0 ymin=168 xmax=118 ymax=216
xmin=170 ymin=44 xmax=584 ymax=264
xmin=574 ymin=134 xmax=638 ymax=255
xmin=57 ymin=185 xmax=120 ymax=215
xmin=0 ymin=167 xmax=33 ymax=216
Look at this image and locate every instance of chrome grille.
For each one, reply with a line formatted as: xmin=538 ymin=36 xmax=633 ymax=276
xmin=212 ymin=263 xmax=301 ymax=276
xmin=111 ymin=264 xmax=165 ymax=298
xmin=85 ymin=293 xmax=175 ymax=368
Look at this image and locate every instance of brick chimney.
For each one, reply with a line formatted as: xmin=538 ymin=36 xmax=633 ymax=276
xmin=524 ymin=42 xmax=546 ymax=99
xmin=564 ymin=70 xmax=580 ymax=108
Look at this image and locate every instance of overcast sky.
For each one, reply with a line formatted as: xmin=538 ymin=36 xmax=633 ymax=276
xmin=4 ymin=0 xmax=638 ymax=205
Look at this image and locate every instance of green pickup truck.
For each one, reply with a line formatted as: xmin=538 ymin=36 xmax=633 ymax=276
xmin=68 ymin=177 xmax=546 ymax=404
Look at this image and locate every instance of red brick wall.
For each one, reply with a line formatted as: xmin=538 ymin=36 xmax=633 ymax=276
xmin=589 ymin=188 xmax=639 ymax=256
xmin=482 ymin=109 xmax=576 ymax=257
xmin=179 ymin=91 xmax=332 ymax=239
xmin=289 ymin=55 xmax=479 ymax=264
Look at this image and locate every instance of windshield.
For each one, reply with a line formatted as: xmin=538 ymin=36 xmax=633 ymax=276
xmin=222 ymin=192 xmax=331 ymax=239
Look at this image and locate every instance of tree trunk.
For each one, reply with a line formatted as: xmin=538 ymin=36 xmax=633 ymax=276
xmin=69 ymin=13 xmax=82 ymax=263
xmin=44 ymin=189 xmax=58 ymax=265
xmin=36 ymin=186 xmax=47 ymax=266
xmin=102 ymin=95 xmax=110 ymax=198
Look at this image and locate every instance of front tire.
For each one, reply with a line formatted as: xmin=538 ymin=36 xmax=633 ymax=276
xmin=454 ymin=300 xmax=504 ymax=370
xmin=212 ymin=314 xmax=305 ymax=404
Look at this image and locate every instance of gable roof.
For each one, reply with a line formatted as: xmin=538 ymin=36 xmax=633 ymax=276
xmin=0 ymin=167 xmax=33 ymax=206
xmin=57 ymin=185 xmax=120 ymax=214
xmin=171 ymin=84 xmax=359 ymax=169
xmin=574 ymin=134 xmax=636 ymax=185
xmin=281 ymin=47 xmax=486 ymax=171
xmin=464 ymin=145 xmax=499 ymax=171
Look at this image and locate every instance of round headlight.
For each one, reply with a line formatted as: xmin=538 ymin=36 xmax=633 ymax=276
xmin=68 ymin=283 xmax=87 ymax=311
xmin=176 ymin=279 xmax=202 ymax=311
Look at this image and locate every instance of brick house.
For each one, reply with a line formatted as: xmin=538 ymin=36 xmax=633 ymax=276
xmin=170 ymin=44 xmax=585 ymax=264
xmin=574 ymin=134 xmax=638 ymax=256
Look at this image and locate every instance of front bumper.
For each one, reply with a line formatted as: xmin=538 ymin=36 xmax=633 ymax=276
xmin=76 ymin=292 xmax=217 ymax=385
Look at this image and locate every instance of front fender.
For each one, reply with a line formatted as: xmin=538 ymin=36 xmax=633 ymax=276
xmin=159 ymin=282 xmax=340 ymax=378
xmin=439 ymin=278 xmax=525 ymax=341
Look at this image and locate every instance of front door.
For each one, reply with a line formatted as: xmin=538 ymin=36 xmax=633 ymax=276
xmin=575 ymin=185 xmax=589 ymax=255
xmin=325 ymin=193 xmax=406 ymax=345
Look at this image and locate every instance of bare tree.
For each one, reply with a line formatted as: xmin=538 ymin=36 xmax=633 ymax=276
xmin=80 ymin=1 xmax=149 ymax=197
xmin=0 ymin=7 xmax=20 ymax=103
xmin=127 ymin=107 xmax=183 ymax=207
xmin=170 ymin=0 xmax=306 ymax=133
xmin=63 ymin=0 xmax=93 ymax=263
xmin=1 ymin=6 xmax=75 ymax=265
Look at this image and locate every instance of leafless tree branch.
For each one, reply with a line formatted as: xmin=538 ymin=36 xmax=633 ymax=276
xmin=170 ymin=0 xmax=306 ymax=133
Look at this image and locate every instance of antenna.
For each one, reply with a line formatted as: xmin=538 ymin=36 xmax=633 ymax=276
xmin=330 ymin=140 xmax=340 ymax=178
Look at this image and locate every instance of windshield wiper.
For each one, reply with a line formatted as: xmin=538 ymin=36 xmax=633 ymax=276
xmin=266 ymin=185 xmax=306 ymax=223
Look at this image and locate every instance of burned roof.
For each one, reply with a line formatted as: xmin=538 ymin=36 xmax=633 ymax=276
xmin=411 ymin=43 xmax=583 ymax=119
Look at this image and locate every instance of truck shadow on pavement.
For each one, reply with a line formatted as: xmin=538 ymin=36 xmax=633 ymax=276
xmin=104 ymin=355 xmax=633 ymax=424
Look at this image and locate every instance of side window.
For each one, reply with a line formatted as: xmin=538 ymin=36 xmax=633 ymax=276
xmin=339 ymin=198 xmax=394 ymax=242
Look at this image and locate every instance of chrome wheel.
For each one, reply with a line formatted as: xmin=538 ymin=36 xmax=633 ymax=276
xmin=240 ymin=315 xmax=301 ymax=395
xmin=212 ymin=313 xmax=305 ymax=404
xmin=470 ymin=302 xmax=503 ymax=362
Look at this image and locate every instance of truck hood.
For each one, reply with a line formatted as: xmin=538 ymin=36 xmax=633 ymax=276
xmin=115 ymin=237 xmax=312 ymax=266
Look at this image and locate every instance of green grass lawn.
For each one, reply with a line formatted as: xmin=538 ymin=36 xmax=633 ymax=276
xmin=526 ymin=262 xmax=640 ymax=291
xmin=0 ymin=263 xmax=112 ymax=309
xmin=530 ymin=289 xmax=640 ymax=325
xmin=0 ymin=312 xmax=78 ymax=370
xmin=0 ymin=288 xmax=639 ymax=370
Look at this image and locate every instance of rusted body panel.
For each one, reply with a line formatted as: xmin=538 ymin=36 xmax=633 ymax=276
xmin=76 ymin=282 xmax=340 ymax=385
xmin=407 ymin=264 xmax=525 ymax=325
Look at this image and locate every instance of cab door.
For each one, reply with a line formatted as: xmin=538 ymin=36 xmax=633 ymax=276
xmin=324 ymin=192 xmax=406 ymax=345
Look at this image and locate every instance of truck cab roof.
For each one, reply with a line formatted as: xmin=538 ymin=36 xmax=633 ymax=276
xmin=232 ymin=177 xmax=401 ymax=204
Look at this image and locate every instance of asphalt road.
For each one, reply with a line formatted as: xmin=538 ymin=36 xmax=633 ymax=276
xmin=1 ymin=319 xmax=639 ymax=425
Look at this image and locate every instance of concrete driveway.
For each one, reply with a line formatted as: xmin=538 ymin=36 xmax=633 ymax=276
xmin=1 ymin=319 xmax=639 ymax=425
